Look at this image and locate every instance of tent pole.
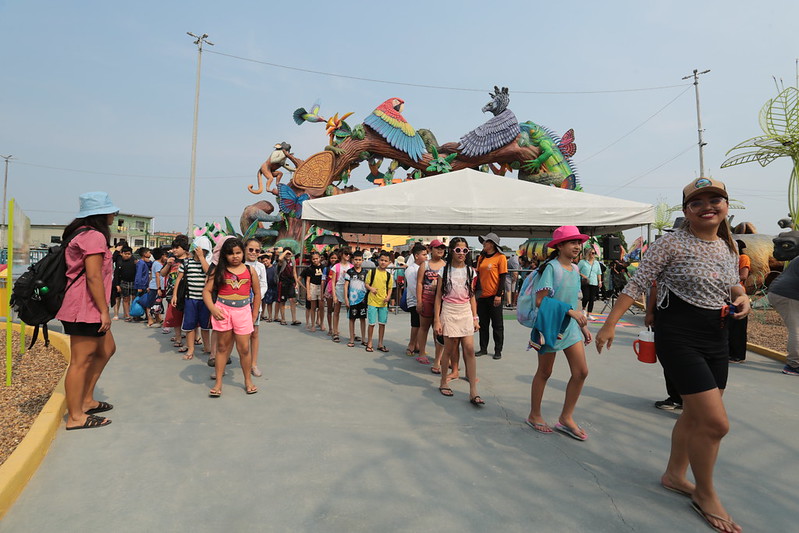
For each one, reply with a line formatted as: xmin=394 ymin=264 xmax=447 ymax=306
xmin=645 ymin=224 xmax=652 ymax=257
xmin=300 ymin=220 xmax=308 ymax=267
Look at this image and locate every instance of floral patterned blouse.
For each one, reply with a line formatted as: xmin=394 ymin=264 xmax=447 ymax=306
xmin=622 ymin=228 xmax=738 ymax=310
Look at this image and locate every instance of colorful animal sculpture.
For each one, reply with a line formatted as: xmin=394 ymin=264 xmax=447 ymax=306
xmin=518 ymin=121 xmax=579 ymax=189
xmin=363 ymin=97 xmax=426 ymax=162
xmin=773 ymin=230 xmax=799 ymax=261
xmin=249 ymin=142 xmax=300 ymax=195
xmin=325 ymin=112 xmax=354 ymax=145
xmin=293 ymin=100 xmax=326 ymax=125
xmin=459 ymin=86 xmax=519 ymax=157
xmin=277 ymin=183 xmax=309 ymax=219
xmin=239 ymin=200 xmax=281 ymax=238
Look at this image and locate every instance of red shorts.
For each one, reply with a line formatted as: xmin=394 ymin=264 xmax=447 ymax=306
xmin=163 ymin=304 xmax=184 ymax=328
xmin=211 ymin=302 xmax=254 ymax=336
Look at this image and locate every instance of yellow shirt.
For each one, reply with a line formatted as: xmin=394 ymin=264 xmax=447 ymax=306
xmin=367 ymin=268 xmax=393 ymax=307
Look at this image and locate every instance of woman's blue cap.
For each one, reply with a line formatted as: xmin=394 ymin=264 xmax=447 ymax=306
xmin=77 ymin=191 xmax=119 ymax=218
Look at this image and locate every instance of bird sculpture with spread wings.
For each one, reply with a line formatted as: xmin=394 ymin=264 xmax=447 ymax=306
xmin=363 ymin=97 xmax=426 ymax=161
xmin=458 ymin=86 xmax=520 ymax=158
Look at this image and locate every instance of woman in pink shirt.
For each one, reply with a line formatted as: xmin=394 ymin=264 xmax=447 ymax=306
xmin=56 ymin=192 xmax=119 ymax=430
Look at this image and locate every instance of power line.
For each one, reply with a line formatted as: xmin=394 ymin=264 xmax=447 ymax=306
xmin=14 ymin=160 xmax=249 ymax=180
xmin=206 ymin=50 xmax=691 ymax=95
xmin=580 ymin=86 xmax=692 ymax=163
xmin=604 ymin=144 xmax=696 ymax=194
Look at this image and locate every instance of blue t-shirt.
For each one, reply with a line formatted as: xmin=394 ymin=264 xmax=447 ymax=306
xmin=149 ymin=261 xmax=164 ymax=290
xmin=578 ymin=259 xmax=602 ymax=286
xmin=345 ymin=267 xmax=368 ymax=305
xmin=532 ymin=261 xmax=583 ymax=351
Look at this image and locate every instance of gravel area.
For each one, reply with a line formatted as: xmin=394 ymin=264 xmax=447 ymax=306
xmin=0 ymin=332 xmax=67 ymax=466
xmin=747 ymin=308 xmax=788 ymax=355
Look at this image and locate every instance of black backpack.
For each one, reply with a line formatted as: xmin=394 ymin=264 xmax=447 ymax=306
xmin=10 ymin=227 xmax=92 ymax=347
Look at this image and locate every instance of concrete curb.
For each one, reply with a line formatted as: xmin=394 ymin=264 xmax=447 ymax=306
xmin=746 ymin=342 xmax=787 ymax=363
xmin=0 ymin=325 xmax=70 ymax=520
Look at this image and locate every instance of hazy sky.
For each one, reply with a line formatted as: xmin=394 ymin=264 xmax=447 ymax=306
xmin=1 ymin=0 xmax=797 ymax=241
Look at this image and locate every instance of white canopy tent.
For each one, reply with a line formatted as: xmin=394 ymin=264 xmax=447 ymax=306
xmin=301 ymin=169 xmax=654 ymax=239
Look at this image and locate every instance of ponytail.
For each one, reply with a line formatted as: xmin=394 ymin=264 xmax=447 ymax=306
xmin=537 ymin=250 xmax=558 ymax=275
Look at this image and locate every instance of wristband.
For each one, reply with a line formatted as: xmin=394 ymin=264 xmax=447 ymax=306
xmin=473 ymin=316 xmax=479 ymax=320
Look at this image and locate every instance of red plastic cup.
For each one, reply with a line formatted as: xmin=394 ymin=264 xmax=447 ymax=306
xmin=633 ymin=329 xmax=657 ymax=364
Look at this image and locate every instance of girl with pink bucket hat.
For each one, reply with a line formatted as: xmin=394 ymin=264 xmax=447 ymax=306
xmin=525 ymin=225 xmax=593 ymax=441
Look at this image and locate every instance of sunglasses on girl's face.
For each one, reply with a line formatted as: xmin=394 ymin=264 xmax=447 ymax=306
xmin=686 ymin=196 xmax=726 ymax=212
xmin=247 ymin=247 xmax=261 ymax=253
xmin=453 ymin=247 xmax=469 ymax=254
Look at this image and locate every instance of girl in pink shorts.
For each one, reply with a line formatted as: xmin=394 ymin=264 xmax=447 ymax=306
xmin=203 ymin=238 xmax=261 ymax=397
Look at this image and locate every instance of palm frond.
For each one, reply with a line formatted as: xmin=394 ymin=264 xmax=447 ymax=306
xmin=721 ymin=149 xmax=783 ymax=168
xmin=761 ymin=87 xmax=799 ymax=136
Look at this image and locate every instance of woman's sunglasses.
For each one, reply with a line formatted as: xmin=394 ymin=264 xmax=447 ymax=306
xmin=453 ymin=247 xmax=469 ymax=254
xmin=247 ymin=247 xmax=261 ymax=253
xmin=686 ymin=196 xmax=726 ymax=212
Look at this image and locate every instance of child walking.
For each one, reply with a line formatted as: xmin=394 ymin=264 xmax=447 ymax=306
xmin=344 ymin=250 xmax=368 ymax=347
xmin=365 ymin=250 xmax=393 ymax=352
xmin=329 ymin=247 xmax=352 ymax=343
xmin=433 ymin=238 xmax=483 ymax=405
xmin=204 ymin=238 xmax=261 ymax=397
xmin=526 ymin=226 xmax=592 ymax=440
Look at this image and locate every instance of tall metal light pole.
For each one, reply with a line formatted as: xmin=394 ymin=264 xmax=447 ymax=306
xmin=186 ymin=32 xmax=213 ymax=234
xmin=1 ymin=155 xmax=13 ymax=250
xmin=682 ymin=69 xmax=711 ymax=177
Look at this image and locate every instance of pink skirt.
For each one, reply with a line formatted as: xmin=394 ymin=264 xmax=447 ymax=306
xmin=440 ymin=301 xmax=474 ymax=338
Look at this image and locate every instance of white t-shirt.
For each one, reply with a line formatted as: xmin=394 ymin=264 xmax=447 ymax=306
xmin=405 ymin=262 xmax=420 ymax=307
xmin=246 ymin=260 xmax=268 ymax=297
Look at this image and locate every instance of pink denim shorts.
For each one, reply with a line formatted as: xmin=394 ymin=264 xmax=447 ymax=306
xmin=211 ymin=302 xmax=254 ymax=335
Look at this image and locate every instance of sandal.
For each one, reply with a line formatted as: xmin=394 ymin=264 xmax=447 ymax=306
xmin=469 ymin=395 xmax=486 ymax=406
xmin=280 ymin=320 xmax=287 ymax=325
xmin=365 ymin=345 xmax=374 ymax=352
xmin=246 ymin=386 xmax=258 ymax=395
xmin=377 ymin=346 xmax=389 ymax=352
xmin=431 ymin=366 xmax=442 ymax=375
xmin=291 ymin=321 xmax=302 ymax=326
xmin=66 ymin=414 xmax=111 ymax=430
xmin=347 ymin=342 xmax=355 ymax=347
xmin=438 ymin=387 xmax=453 ymax=397
xmin=85 ymin=401 xmax=113 ymax=415
xmin=416 ymin=355 xmax=431 ymax=365
xmin=173 ymin=341 xmax=183 ymax=348
xmin=525 ymin=420 xmax=553 ymax=434
xmin=209 ymin=389 xmax=222 ymax=398
xmin=332 ymin=334 xmax=340 ymax=343
xmin=182 ymin=352 xmax=194 ymax=360
xmin=195 ymin=338 xmax=203 ymax=345
xmin=178 ymin=346 xmax=189 ymax=353
xmin=690 ymin=500 xmax=739 ymax=533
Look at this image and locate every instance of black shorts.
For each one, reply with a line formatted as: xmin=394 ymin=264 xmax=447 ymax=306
xmin=654 ymin=293 xmax=729 ymax=395
xmin=348 ymin=300 xmax=367 ymax=319
xmin=409 ymin=306 xmax=420 ymax=328
xmin=279 ymin=283 xmax=296 ymax=302
xmin=61 ymin=321 xmax=106 ymax=337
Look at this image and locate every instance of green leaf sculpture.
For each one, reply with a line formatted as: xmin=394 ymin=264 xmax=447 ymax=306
xmin=722 ymin=86 xmax=799 ymax=226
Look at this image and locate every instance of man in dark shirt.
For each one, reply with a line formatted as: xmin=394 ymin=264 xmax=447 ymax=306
xmin=113 ymin=246 xmax=137 ymax=320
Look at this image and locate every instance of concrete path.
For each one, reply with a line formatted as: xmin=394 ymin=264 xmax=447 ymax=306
xmin=1 ymin=309 xmax=796 ymax=532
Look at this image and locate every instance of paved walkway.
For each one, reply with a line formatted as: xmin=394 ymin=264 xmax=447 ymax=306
xmin=1 ymin=309 xmax=796 ymax=532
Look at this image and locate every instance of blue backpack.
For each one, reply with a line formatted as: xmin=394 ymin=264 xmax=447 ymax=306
xmin=517 ymin=261 xmax=564 ymax=328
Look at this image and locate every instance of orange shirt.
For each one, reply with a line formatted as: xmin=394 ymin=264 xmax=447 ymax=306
xmin=738 ymin=254 xmax=751 ymax=286
xmin=476 ymin=253 xmax=508 ymax=297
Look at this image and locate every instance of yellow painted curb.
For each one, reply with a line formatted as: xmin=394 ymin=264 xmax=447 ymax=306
xmin=746 ymin=342 xmax=787 ymax=363
xmin=0 ymin=324 xmax=70 ymax=520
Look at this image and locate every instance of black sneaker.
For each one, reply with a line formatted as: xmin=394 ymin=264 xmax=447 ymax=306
xmin=654 ymin=399 xmax=683 ymax=411
xmin=493 ymin=352 xmax=502 ymax=360
xmin=475 ymin=350 xmax=488 ymax=357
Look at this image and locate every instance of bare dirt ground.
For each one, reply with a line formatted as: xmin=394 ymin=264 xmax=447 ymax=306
xmin=0 ymin=332 xmax=66 ymax=466
xmin=747 ymin=308 xmax=788 ymax=355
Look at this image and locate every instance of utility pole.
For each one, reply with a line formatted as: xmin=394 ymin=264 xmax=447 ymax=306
xmin=682 ymin=69 xmax=711 ymax=177
xmin=1 ymin=155 xmax=13 ymax=250
xmin=186 ymin=32 xmax=213 ymax=235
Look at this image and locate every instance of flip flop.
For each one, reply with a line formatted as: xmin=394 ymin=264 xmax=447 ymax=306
xmin=365 ymin=346 xmax=374 ymax=352
xmin=469 ymin=395 xmax=486 ymax=406
xmin=347 ymin=342 xmax=355 ymax=347
xmin=246 ymin=386 xmax=258 ymax=395
xmin=662 ymin=483 xmax=692 ymax=498
xmin=66 ymin=414 xmax=111 ymax=430
xmin=332 ymin=335 xmax=340 ymax=343
xmin=431 ymin=366 xmax=442 ymax=375
xmin=291 ymin=321 xmax=302 ymax=326
xmin=690 ymin=500 xmax=738 ymax=533
xmin=438 ymin=387 xmax=453 ymax=397
xmin=280 ymin=321 xmax=287 ymax=325
xmin=525 ymin=420 xmax=553 ymax=434
xmin=377 ymin=346 xmax=389 ymax=352
xmin=554 ymin=422 xmax=588 ymax=441
xmin=209 ymin=389 xmax=222 ymax=398
xmin=415 ymin=355 xmax=431 ymax=365
xmin=182 ymin=353 xmax=194 ymax=360
xmin=85 ymin=401 xmax=113 ymax=415
xmin=178 ymin=346 xmax=189 ymax=353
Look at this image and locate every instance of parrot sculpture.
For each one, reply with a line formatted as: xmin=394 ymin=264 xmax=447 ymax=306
xmin=293 ymin=100 xmax=326 ymax=125
xmin=363 ymin=97 xmax=426 ymax=162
